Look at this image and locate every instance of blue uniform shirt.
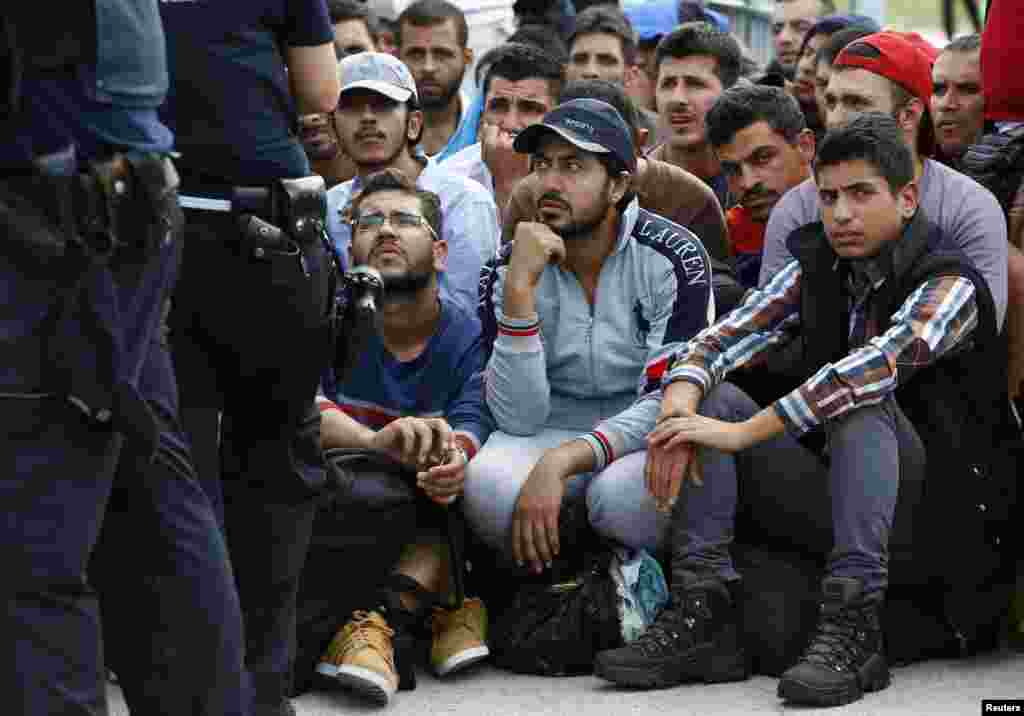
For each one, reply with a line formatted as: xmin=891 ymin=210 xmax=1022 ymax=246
xmin=159 ymin=0 xmax=333 ymax=185
xmin=0 ymin=0 xmax=172 ymax=168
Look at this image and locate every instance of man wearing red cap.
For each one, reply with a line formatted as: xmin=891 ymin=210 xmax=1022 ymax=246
xmin=759 ymin=31 xmax=1009 ymax=340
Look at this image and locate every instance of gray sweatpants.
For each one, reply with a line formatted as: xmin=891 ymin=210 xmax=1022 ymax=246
xmin=463 ymin=428 xmax=669 ymax=555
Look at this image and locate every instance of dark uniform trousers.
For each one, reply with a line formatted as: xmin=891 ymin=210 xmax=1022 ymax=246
xmin=1 ymin=173 xmax=247 ymax=715
xmin=169 ymin=206 xmax=334 ymax=701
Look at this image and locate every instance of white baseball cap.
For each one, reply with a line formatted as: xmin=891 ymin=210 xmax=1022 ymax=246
xmin=337 ymin=52 xmax=418 ymax=104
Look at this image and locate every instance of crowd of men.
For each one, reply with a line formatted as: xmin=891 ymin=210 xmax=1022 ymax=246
xmin=3 ymin=0 xmax=1022 ymax=715
xmin=294 ymin=0 xmax=1023 ymax=709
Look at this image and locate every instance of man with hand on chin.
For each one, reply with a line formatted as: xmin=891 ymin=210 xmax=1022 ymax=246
xmin=440 ymin=42 xmax=563 ymax=215
xmin=596 ymin=114 xmax=1014 ymax=708
xmin=465 ymin=99 xmax=714 ymax=575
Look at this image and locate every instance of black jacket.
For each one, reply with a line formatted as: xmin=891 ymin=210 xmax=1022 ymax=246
xmin=786 ymin=212 xmax=1020 ymax=645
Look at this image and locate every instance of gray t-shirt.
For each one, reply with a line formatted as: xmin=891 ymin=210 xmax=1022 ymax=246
xmin=760 ymin=158 xmax=1009 ymax=327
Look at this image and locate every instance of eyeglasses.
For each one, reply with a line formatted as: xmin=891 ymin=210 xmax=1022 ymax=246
xmin=352 ymin=209 xmax=439 ymax=240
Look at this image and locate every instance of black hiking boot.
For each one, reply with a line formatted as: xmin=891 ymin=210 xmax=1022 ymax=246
xmin=777 ymin=576 xmax=891 ymax=707
xmin=593 ymin=579 xmax=749 ymax=688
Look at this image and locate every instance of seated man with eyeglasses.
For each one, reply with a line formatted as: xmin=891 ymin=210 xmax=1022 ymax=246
xmin=308 ymin=169 xmax=494 ymax=705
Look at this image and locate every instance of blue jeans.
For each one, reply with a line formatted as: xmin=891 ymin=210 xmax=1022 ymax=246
xmin=672 ymin=383 xmax=926 ymax=596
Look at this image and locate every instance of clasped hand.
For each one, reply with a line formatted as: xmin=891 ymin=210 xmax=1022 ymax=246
xmin=645 ymin=410 xmax=752 ymax=512
xmin=369 ymin=417 xmax=466 ymax=505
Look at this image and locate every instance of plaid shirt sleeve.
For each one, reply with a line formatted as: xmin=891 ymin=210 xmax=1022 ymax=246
xmin=666 ymin=260 xmax=804 ymax=392
xmin=774 ymin=275 xmax=979 ymax=436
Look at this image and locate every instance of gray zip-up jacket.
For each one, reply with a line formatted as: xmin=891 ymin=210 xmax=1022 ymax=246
xmin=479 ymin=200 xmax=715 ymax=470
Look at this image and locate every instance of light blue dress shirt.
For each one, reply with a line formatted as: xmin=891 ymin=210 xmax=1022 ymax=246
xmin=326 ymin=156 xmax=501 ymax=313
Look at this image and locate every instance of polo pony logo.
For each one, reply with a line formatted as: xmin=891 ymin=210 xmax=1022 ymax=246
xmin=634 ymin=300 xmax=650 ymax=346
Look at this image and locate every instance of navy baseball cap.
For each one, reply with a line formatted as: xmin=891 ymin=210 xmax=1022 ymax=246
xmin=513 ymin=99 xmax=637 ymax=173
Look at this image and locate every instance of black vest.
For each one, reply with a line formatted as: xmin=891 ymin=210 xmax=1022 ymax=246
xmin=786 ymin=213 xmax=1020 ymax=643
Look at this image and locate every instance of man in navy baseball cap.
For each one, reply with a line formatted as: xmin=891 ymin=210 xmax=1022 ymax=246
xmin=513 ymin=97 xmax=638 ymax=174
xmin=466 ymin=95 xmax=715 ymax=588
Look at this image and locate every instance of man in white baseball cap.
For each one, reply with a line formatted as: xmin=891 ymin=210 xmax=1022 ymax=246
xmin=326 ymin=51 xmax=500 ymax=312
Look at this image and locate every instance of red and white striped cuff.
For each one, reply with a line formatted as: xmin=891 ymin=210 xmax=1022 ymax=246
xmin=581 ymin=429 xmax=617 ymax=471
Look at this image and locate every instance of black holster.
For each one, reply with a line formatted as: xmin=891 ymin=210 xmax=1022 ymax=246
xmin=3 ymin=147 xmax=184 ymax=459
xmin=14 ymin=146 xmax=184 ymax=264
xmin=233 ymin=175 xmax=328 ymax=249
xmin=231 ymin=175 xmax=351 ymax=391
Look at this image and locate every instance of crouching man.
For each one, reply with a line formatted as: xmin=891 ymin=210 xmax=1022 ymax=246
xmin=312 ymin=170 xmax=493 ymax=705
xmin=466 ymin=99 xmax=714 ymax=573
xmin=596 ymin=114 xmax=1014 ymax=707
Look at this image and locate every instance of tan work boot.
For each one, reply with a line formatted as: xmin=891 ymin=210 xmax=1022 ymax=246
xmin=317 ymin=610 xmax=399 ymax=704
xmin=431 ymin=597 xmax=490 ymax=676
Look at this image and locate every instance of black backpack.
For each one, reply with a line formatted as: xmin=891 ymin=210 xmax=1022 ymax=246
xmin=960 ymin=126 xmax=1024 ymax=216
xmin=487 ymin=498 xmax=623 ymax=676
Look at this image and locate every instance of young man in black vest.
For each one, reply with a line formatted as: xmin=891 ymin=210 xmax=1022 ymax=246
xmin=595 ymin=113 xmax=1016 ymax=707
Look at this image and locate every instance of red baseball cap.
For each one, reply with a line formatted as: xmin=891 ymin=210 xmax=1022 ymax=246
xmin=834 ymin=31 xmax=939 ymax=156
xmin=833 ymin=31 xmax=938 ymax=106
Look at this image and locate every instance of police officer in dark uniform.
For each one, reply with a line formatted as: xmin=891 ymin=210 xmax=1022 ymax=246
xmin=1 ymin=2 xmax=246 ymax=714
xmin=157 ymin=1 xmax=341 ymax=714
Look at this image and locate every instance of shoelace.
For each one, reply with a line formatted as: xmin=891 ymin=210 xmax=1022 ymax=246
xmin=336 ymin=611 xmax=396 ymax=662
xmin=433 ymin=600 xmax=481 ymax=638
xmin=802 ymin=606 xmax=874 ymax=671
xmin=632 ymin=592 xmax=708 ymax=657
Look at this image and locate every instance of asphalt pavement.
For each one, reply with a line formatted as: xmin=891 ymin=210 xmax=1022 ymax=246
xmin=109 ymin=648 xmax=1023 ymax=715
